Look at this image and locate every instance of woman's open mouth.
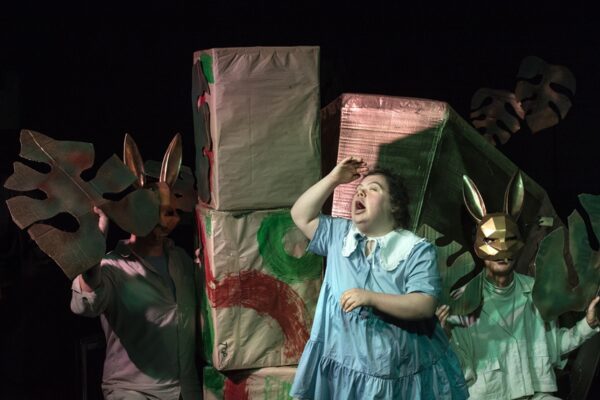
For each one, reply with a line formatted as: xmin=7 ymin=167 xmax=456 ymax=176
xmin=354 ymin=200 xmax=366 ymax=214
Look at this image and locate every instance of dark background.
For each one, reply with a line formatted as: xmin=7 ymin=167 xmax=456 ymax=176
xmin=1 ymin=1 xmax=599 ymax=398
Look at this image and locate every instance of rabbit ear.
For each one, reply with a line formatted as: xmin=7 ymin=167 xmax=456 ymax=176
xmin=504 ymin=171 xmax=524 ymax=220
xmin=160 ymin=133 xmax=182 ymax=188
xmin=123 ymin=133 xmax=145 ymax=188
xmin=462 ymin=175 xmax=486 ymax=222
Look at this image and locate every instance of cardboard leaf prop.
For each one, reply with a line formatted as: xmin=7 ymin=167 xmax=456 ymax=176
xmin=470 ymin=88 xmax=525 ymax=145
xmin=4 ymin=130 xmax=159 ymax=279
xmin=533 ymin=194 xmax=600 ymax=321
xmin=418 ymin=224 xmax=482 ymax=315
xmin=515 ymin=56 xmax=576 ymax=133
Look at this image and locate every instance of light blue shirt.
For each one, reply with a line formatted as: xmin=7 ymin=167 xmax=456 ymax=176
xmin=449 ymin=272 xmax=600 ymax=399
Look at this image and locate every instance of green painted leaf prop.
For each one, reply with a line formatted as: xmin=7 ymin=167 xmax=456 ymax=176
xmin=4 ymin=130 xmax=159 ymax=279
xmin=515 ymin=56 xmax=576 ymax=133
xmin=470 ymin=88 xmax=525 ymax=146
xmin=533 ymin=194 xmax=600 ymax=321
xmin=418 ymin=224 xmax=482 ymax=315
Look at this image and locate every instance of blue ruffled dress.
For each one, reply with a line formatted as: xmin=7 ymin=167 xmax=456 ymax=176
xmin=290 ymin=216 xmax=468 ymax=399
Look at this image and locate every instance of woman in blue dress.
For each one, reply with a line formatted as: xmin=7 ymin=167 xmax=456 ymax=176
xmin=289 ymin=156 xmax=468 ymax=399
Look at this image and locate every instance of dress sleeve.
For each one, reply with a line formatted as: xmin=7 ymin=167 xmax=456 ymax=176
xmin=404 ymin=241 xmax=441 ymax=299
xmin=70 ymin=263 xmax=113 ymax=317
xmin=545 ymin=317 xmax=600 ymax=368
xmin=306 ymin=214 xmax=335 ymax=257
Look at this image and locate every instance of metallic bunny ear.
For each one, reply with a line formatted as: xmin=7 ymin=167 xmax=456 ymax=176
xmin=123 ymin=133 xmax=145 ymax=188
xmin=504 ymin=171 xmax=524 ymax=220
xmin=160 ymin=133 xmax=182 ymax=188
xmin=462 ymin=175 xmax=486 ymax=222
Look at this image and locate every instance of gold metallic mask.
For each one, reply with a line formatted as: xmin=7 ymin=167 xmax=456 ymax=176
xmin=123 ymin=133 xmax=182 ymax=190
xmin=123 ymin=133 xmax=187 ymax=220
xmin=462 ymin=172 xmax=525 ymax=261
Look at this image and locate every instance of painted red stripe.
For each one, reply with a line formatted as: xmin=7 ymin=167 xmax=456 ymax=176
xmin=224 ymin=376 xmax=249 ymax=400
xmin=211 ymin=270 xmax=309 ymax=359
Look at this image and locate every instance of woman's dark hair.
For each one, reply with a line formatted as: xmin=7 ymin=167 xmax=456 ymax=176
xmin=365 ymin=168 xmax=411 ymax=229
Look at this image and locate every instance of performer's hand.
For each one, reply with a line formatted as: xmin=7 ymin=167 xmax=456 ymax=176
xmin=328 ymin=156 xmax=368 ymax=186
xmin=586 ymin=296 xmax=600 ymax=328
xmin=80 ymin=206 xmax=109 ymax=292
xmin=436 ymin=304 xmax=453 ymax=337
xmin=340 ymin=288 xmax=372 ymax=312
xmin=436 ymin=305 xmax=450 ymax=326
xmin=93 ymin=206 xmax=109 ymax=239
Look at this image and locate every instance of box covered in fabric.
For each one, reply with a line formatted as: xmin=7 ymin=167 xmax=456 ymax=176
xmin=203 ymin=365 xmax=296 ymax=400
xmin=322 ymin=93 xmax=562 ymax=275
xmin=192 ymin=46 xmax=321 ymax=211
xmin=197 ymin=205 xmax=322 ymax=370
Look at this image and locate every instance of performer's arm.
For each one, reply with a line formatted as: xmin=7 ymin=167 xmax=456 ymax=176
xmin=553 ymin=296 xmax=600 ymax=356
xmin=340 ymin=243 xmax=439 ymax=320
xmin=70 ymin=207 xmax=111 ymax=317
xmin=291 ymin=156 xmax=367 ymax=240
xmin=341 ymin=289 xmax=436 ymax=319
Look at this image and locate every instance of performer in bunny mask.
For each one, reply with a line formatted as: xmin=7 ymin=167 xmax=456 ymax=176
xmin=71 ymin=134 xmax=201 ymax=400
xmin=436 ymin=171 xmax=600 ymax=400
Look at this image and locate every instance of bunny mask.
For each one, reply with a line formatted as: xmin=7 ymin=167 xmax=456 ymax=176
xmin=123 ymin=133 xmax=183 ymax=236
xmin=462 ymin=172 xmax=525 ymax=261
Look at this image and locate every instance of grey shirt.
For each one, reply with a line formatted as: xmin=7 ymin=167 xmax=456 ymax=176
xmin=71 ymin=239 xmax=201 ymax=400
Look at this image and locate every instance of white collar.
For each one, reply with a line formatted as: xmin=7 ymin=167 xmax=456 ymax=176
xmin=342 ymin=224 xmax=423 ymax=271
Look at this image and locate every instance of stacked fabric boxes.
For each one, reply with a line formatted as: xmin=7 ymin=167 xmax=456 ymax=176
xmin=322 ymin=93 xmax=562 ymax=275
xmin=192 ymin=46 xmax=322 ymax=399
xmin=203 ymin=366 xmax=297 ymax=400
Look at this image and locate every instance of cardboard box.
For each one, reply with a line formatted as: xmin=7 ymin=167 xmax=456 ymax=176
xmin=197 ymin=206 xmax=322 ymax=370
xmin=203 ymin=365 xmax=296 ymax=400
xmin=192 ymin=46 xmax=321 ymax=210
xmin=323 ymin=93 xmax=562 ymax=275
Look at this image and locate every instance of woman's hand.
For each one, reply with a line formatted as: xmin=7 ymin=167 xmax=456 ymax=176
xmin=436 ymin=304 xmax=450 ymax=327
xmin=328 ymin=156 xmax=368 ymax=186
xmin=340 ymin=288 xmax=372 ymax=312
xmin=436 ymin=304 xmax=453 ymax=337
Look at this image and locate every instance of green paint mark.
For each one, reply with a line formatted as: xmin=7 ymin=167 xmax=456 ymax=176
xmin=200 ymin=53 xmax=215 ymax=84
xmin=201 ymin=288 xmax=214 ymax=363
xmin=257 ymin=211 xmax=322 ymax=284
xmin=263 ymin=376 xmax=293 ymax=400
xmin=204 ymin=214 xmax=212 ymax=237
xmin=203 ymin=366 xmax=225 ymax=397
xmin=279 ymin=381 xmax=293 ymax=400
